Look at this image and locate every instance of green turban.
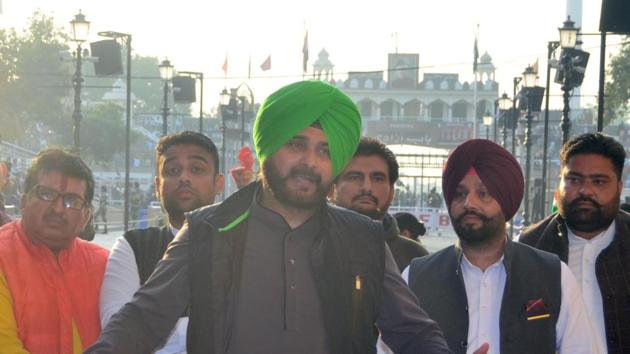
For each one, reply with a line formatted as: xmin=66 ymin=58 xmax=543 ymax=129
xmin=253 ymin=80 xmax=361 ymax=177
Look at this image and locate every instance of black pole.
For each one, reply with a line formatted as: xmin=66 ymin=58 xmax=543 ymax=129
xmin=72 ymin=42 xmax=84 ymax=155
xmin=502 ymin=110 xmax=508 ymax=148
xmin=560 ymin=52 xmax=573 ymax=144
xmin=162 ymin=80 xmax=169 ymax=136
xmin=486 ymin=125 xmax=489 ymax=140
xmin=541 ymin=41 xmax=559 ymax=218
xmin=511 ymin=77 xmax=521 ymax=155
xmin=199 ymin=73 xmax=204 ymax=134
xmin=222 ymin=112 xmax=227 ymax=196
xmin=523 ymin=89 xmax=532 ymax=228
xmin=493 ymin=100 xmax=498 ymax=142
xmin=597 ymin=32 xmax=606 ymax=132
xmin=123 ymin=35 xmax=132 ymax=232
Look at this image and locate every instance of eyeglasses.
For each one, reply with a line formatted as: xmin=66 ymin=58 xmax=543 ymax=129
xmin=31 ymin=185 xmax=86 ymax=210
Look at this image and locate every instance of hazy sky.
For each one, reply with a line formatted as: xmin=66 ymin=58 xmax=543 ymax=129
xmin=1 ymin=0 xmax=623 ymax=113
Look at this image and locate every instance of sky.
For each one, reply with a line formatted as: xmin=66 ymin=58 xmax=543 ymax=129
xmin=0 ymin=0 xmax=624 ymax=114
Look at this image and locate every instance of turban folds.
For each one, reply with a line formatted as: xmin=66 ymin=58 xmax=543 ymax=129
xmin=253 ymin=80 xmax=361 ymax=177
xmin=442 ymin=139 xmax=523 ymax=220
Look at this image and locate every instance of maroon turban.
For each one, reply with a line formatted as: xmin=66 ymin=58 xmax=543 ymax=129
xmin=442 ymin=139 xmax=523 ymax=220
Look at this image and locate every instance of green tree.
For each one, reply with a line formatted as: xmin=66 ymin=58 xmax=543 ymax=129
xmin=604 ymin=37 xmax=630 ymax=126
xmin=0 ymin=11 xmax=70 ymax=145
xmin=80 ymin=103 xmax=129 ymax=165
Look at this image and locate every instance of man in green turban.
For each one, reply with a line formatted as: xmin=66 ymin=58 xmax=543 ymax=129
xmin=87 ymin=80 xmax=452 ymax=354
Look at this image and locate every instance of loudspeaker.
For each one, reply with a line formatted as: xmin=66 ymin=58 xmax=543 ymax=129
xmin=90 ymin=40 xmax=123 ymax=76
xmin=554 ymin=48 xmax=590 ymax=89
xmin=172 ymin=76 xmax=196 ymax=103
xmin=600 ymin=0 xmax=630 ymax=34
xmin=517 ymin=87 xmax=545 ymax=113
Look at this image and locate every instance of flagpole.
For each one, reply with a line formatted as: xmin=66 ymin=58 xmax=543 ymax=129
xmin=472 ymin=26 xmax=479 ymax=139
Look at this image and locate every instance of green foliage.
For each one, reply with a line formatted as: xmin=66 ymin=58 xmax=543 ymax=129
xmin=0 ymin=11 xmax=70 ymax=144
xmin=80 ymin=103 xmax=129 ymax=164
xmin=604 ymin=37 xmax=630 ymax=126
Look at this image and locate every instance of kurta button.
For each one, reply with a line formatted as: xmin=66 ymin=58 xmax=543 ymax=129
xmin=460 ymin=340 xmax=467 ymax=348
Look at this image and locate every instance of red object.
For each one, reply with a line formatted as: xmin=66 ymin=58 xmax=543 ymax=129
xmin=238 ymin=147 xmax=254 ymax=170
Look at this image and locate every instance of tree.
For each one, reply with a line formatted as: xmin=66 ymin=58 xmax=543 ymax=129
xmin=604 ymin=37 xmax=630 ymax=126
xmin=80 ymin=103 xmax=128 ymax=165
xmin=0 ymin=11 xmax=70 ymax=145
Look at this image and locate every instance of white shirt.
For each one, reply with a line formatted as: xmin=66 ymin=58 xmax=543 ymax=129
xmin=100 ymin=227 xmax=188 ymax=354
xmin=567 ymin=221 xmax=615 ymax=354
xmin=402 ymin=254 xmax=602 ymax=354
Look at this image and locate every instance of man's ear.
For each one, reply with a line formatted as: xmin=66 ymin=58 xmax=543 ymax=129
xmin=154 ymin=176 xmax=161 ymax=199
xmin=20 ymin=193 xmax=27 ymax=212
xmin=80 ymin=207 xmax=93 ymax=231
xmin=214 ymin=174 xmax=225 ymax=197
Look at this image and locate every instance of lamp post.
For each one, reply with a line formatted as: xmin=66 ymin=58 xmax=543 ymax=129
xmin=159 ymin=59 xmax=174 ymax=136
xmin=235 ymin=83 xmax=255 ymax=148
xmin=511 ymin=77 xmax=522 ymax=155
xmin=98 ymin=30 xmax=132 ymax=231
xmin=178 ymin=71 xmax=204 ymax=134
xmin=498 ymin=93 xmax=512 ymax=148
xmin=483 ymin=112 xmax=493 ymax=140
xmin=558 ymin=16 xmax=579 ymax=144
xmin=541 ymin=40 xmax=560 ymax=217
xmin=521 ymin=65 xmax=538 ymax=228
xmin=70 ymin=11 xmax=90 ymax=155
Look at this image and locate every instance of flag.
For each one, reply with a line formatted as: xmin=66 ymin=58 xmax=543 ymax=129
xmin=473 ymin=36 xmax=479 ymax=73
xmin=222 ymin=55 xmax=228 ymax=75
xmin=260 ymin=55 xmax=271 ymax=71
xmin=302 ymin=31 xmax=309 ymax=73
xmin=248 ymin=56 xmax=252 ymax=79
xmin=532 ymin=58 xmax=539 ymax=74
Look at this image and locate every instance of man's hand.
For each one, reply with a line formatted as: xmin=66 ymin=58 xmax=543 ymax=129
xmin=472 ymin=343 xmax=489 ymax=354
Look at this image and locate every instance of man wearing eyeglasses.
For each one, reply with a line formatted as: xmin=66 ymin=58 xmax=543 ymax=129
xmin=0 ymin=148 xmax=109 ymax=354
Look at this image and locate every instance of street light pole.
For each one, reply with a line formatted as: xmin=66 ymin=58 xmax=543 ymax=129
xmin=511 ymin=77 xmax=522 ymax=155
xmin=98 ymin=30 xmax=132 ymax=232
xmin=178 ymin=71 xmax=205 ymax=134
xmin=521 ymin=65 xmax=538 ymax=228
xmin=558 ymin=16 xmax=580 ymax=144
xmin=159 ymin=59 xmax=174 ymax=136
xmin=498 ymin=93 xmax=512 ymax=148
xmin=69 ymin=11 xmax=90 ymax=155
xmin=541 ymin=41 xmax=560 ymax=216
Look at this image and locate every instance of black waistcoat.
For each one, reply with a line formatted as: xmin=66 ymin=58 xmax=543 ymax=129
xmin=407 ymin=239 xmax=561 ymax=354
xmin=124 ymin=226 xmax=174 ymax=284
xmin=184 ymin=182 xmax=385 ymax=354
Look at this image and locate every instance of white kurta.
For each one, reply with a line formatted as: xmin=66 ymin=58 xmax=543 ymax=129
xmin=100 ymin=229 xmax=188 ymax=354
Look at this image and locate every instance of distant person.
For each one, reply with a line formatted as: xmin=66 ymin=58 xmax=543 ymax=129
xmin=94 ymin=186 xmax=109 ymax=234
xmin=406 ymin=139 xmax=599 ymax=354
xmin=520 ymin=133 xmax=630 ymax=352
xmin=87 ymin=81 xmax=451 ymax=354
xmin=331 ymin=137 xmax=428 ymax=272
xmin=394 ymin=212 xmax=426 ymax=241
xmin=0 ymin=161 xmax=12 ymax=226
xmin=0 ymin=149 xmax=108 ymax=353
xmin=99 ymin=131 xmax=224 ymax=354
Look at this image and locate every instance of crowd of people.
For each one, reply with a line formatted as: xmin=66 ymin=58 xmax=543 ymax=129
xmin=0 ymin=80 xmax=629 ymax=354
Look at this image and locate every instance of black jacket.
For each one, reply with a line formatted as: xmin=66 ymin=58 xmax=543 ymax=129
xmin=520 ymin=211 xmax=630 ymax=353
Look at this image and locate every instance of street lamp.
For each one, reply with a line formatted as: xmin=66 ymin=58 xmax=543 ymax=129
xmin=522 ymin=65 xmax=538 ymax=228
xmin=558 ymin=16 xmax=579 ymax=144
xmin=482 ymin=112 xmax=493 ymax=140
xmin=98 ymin=30 xmax=132 ymax=231
xmin=70 ymin=11 xmax=90 ymax=155
xmin=233 ymin=83 xmax=255 ymax=148
xmin=541 ymin=40 xmax=560 ymax=218
xmin=159 ymin=59 xmax=174 ymax=136
xmin=498 ymin=93 xmax=512 ymax=148
xmin=178 ymin=71 xmax=204 ymax=134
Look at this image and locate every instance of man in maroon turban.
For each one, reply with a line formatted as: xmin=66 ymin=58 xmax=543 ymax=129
xmin=403 ymin=139 xmax=600 ymax=354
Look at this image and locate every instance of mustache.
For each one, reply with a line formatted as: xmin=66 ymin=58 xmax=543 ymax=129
xmin=568 ymin=196 xmax=602 ymax=208
xmin=352 ymin=193 xmax=379 ymax=205
xmin=454 ymin=211 xmax=491 ymax=223
xmin=288 ymin=166 xmax=321 ymax=183
xmin=43 ymin=212 xmax=67 ymax=224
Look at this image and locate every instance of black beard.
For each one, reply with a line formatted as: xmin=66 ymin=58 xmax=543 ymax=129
xmin=559 ymin=196 xmax=618 ymax=233
xmin=262 ymin=159 xmax=330 ymax=210
xmin=452 ymin=211 xmax=505 ymax=246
